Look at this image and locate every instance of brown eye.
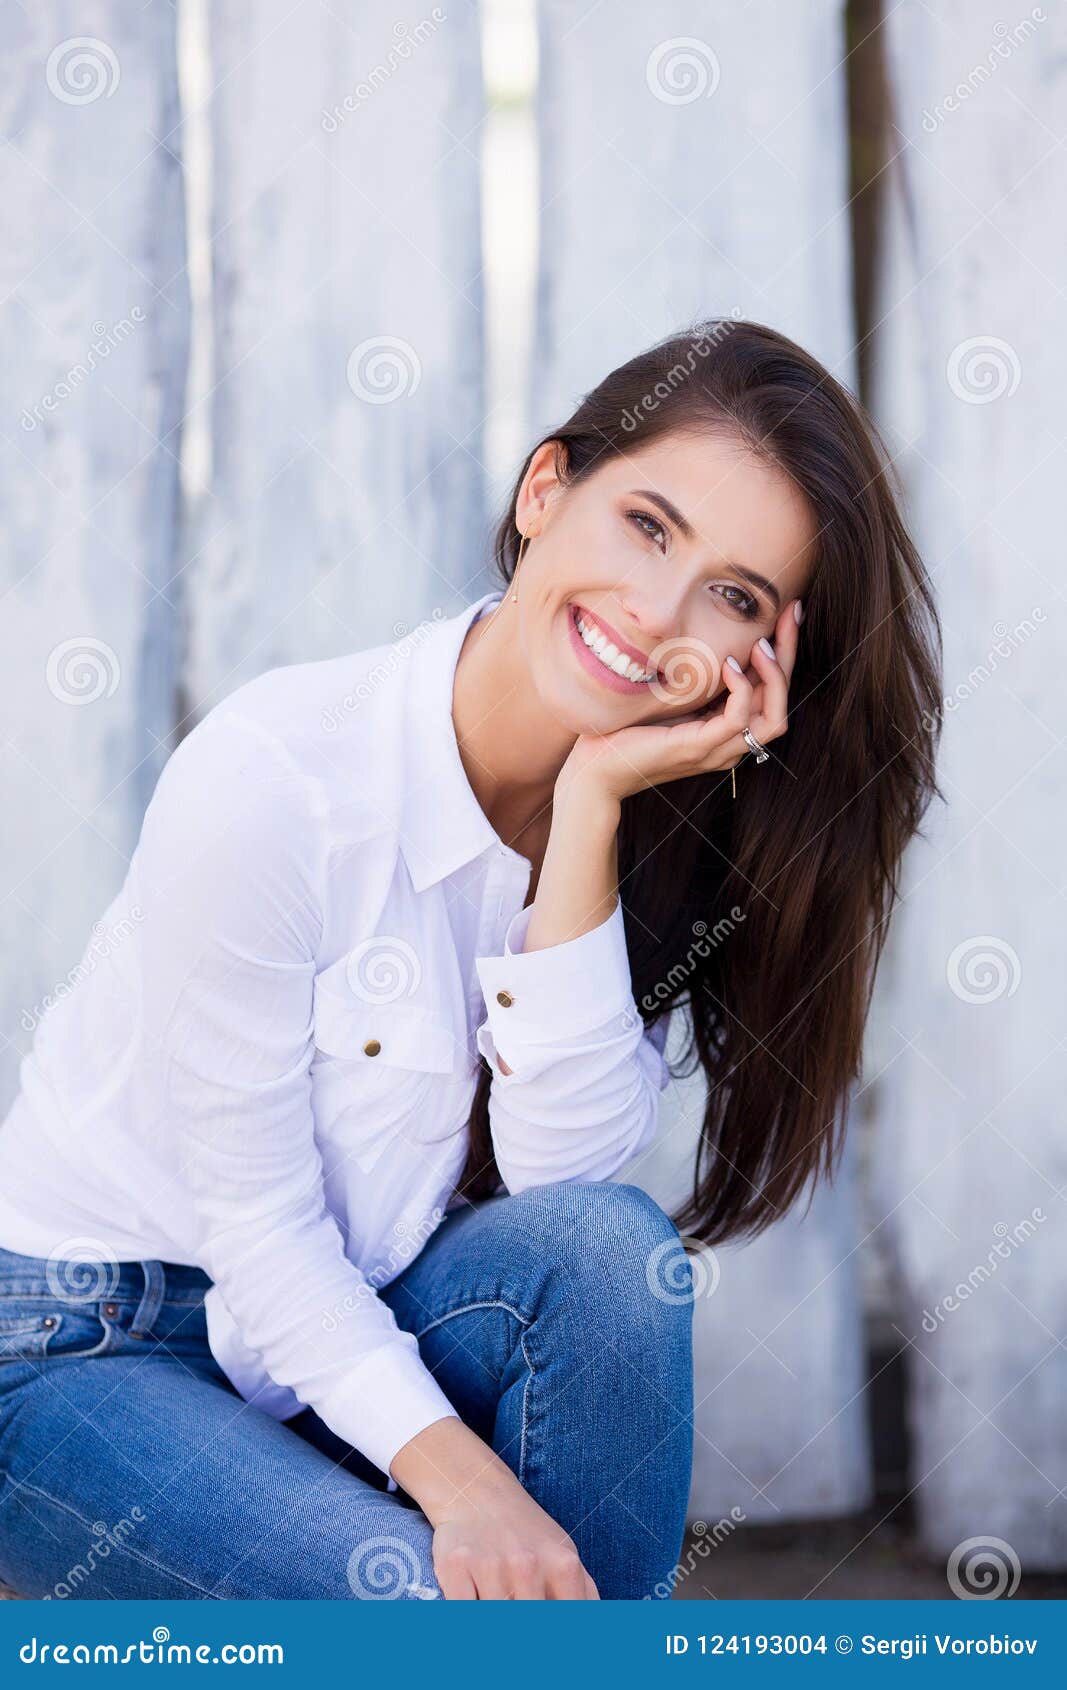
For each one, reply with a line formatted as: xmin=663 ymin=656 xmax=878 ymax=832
xmin=712 ymin=583 xmax=760 ymax=619
xmin=626 ymin=509 xmax=667 ymax=550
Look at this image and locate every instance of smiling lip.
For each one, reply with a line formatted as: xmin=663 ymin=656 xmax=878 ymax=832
xmin=573 ymin=603 xmax=658 ymax=670
xmin=567 ymin=603 xmax=665 ymax=695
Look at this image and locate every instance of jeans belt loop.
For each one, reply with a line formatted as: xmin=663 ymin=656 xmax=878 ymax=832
xmin=131 ymin=1260 xmax=166 ymax=1339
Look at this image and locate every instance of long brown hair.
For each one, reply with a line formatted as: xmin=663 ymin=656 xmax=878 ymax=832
xmin=455 ymin=318 xmax=943 ymax=1247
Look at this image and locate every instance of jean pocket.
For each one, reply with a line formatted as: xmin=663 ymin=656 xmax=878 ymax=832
xmin=0 ymin=1312 xmax=57 ymax=1361
xmin=0 ymin=1304 xmax=112 ymax=1362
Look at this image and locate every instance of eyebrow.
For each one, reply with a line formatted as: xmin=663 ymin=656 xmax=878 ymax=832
xmin=631 ymin=488 xmax=783 ymax=613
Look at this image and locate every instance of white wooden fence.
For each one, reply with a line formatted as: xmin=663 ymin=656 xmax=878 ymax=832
xmin=3 ymin=0 xmax=1063 ymax=1569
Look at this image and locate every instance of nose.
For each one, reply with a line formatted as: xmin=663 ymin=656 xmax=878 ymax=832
xmin=618 ymin=586 xmax=684 ymax=644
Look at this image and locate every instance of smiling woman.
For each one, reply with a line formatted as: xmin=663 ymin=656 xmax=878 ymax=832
xmin=0 ymin=317 xmax=941 ymax=1606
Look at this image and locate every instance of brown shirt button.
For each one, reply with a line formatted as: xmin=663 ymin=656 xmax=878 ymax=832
xmin=363 ymin=1039 xmax=381 ymax=1056
xmin=104 ymin=1303 xmax=119 ymax=1317
xmin=496 ymin=990 xmax=514 ymax=1007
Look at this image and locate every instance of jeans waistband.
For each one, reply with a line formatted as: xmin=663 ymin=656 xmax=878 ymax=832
xmin=0 ymin=1245 xmax=213 ymax=1322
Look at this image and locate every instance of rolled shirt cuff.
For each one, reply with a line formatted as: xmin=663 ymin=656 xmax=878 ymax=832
xmin=315 ymin=1332 xmax=461 ymax=1482
xmin=474 ymin=899 xmax=637 ymax=1078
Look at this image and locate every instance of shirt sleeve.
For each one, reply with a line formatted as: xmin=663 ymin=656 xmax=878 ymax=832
xmin=472 ymin=898 xmax=672 ymax=1194
xmin=134 ymin=705 xmax=460 ymax=1480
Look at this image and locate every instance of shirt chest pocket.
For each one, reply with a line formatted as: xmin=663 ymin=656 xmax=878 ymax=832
xmin=312 ymin=984 xmax=458 ymax=1075
xmin=310 ymin=951 xmax=463 ymax=1140
xmin=309 ymin=940 xmax=483 ymax=1197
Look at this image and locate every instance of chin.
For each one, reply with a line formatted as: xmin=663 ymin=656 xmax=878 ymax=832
xmin=534 ymin=674 xmax=629 ymax=737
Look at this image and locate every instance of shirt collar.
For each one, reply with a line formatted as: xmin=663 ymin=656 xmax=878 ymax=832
xmin=398 ymin=588 xmax=530 ymax=893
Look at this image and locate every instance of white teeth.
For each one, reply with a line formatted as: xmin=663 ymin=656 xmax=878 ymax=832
xmin=575 ymin=611 xmax=654 ymax=684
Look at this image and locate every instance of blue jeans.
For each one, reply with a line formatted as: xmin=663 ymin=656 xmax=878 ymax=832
xmin=0 ymin=1180 xmax=694 ymax=1600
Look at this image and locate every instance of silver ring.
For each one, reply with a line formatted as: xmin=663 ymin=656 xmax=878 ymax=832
xmin=742 ymin=727 xmax=769 ymax=764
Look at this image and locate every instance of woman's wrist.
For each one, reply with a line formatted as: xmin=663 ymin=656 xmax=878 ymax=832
xmin=552 ymin=756 xmax=622 ymax=827
xmin=389 ymin=1414 xmax=520 ymax=1526
xmin=519 ymin=776 xmax=620 ymax=956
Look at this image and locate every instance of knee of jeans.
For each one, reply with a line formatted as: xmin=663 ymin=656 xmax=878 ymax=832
xmin=531 ymin=1179 xmax=698 ymax=1324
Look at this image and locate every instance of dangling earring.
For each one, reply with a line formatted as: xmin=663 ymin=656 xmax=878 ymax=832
xmin=731 ymin=765 xmax=736 ymax=800
xmin=511 ymin=527 xmax=529 ymax=601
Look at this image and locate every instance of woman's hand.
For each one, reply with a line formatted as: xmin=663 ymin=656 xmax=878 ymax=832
xmin=557 ymin=596 xmax=802 ymax=805
xmin=390 ymin=1415 xmax=599 ymax=1600
xmin=430 ymin=1473 xmax=599 ymax=1600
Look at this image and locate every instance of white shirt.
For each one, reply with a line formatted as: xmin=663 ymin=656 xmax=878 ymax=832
xmin=0 ymin=589 xmax=672 ymax=1481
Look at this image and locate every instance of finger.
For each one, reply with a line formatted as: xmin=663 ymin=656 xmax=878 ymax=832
xmin=505 ymin=1552 xmax=543 ymax=1601
xmin=473 ymin=1558 xmax=511 ymax=1600
xmin=437 ymin=1559 xmax=477 ymax=1600
xmin=714 ymin=655 xmax=755 ymax=738
xmin=692 ymin=729 xmax=755 ymax=779
xmin=661 ymin=697 xmax=728 ymax=728
xmin=746 ymin=632 xmax=789 ymax=740
xmin=770 ymin=596 xmax=802 ymax=684
xmin=671 ymin=662 xmax=752 ymax=762
xmin=584 ymin=1572 xmax=601 ymax=1600
xmin=548 ymin=1549 xmax=593 ymax=1601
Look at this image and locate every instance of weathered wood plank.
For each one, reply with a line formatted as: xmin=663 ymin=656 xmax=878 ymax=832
xmin=185 ymin=0 xmax=487 ymax=713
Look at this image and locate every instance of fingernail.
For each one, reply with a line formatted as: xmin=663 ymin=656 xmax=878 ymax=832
xmin=758 ymin=637 xmax=776 ymax=661
xmin=794 ymin=599 xmax=805 ymax=625
xmin=726 ymin=655 xmax=744 ymax=674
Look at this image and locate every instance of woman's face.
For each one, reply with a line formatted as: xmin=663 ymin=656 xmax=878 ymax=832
xmin=513 ymin=430 xmax=818 ymax=733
